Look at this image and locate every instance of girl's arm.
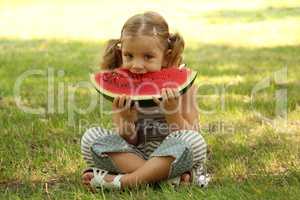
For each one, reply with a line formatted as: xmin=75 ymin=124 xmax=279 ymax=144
xmin=112 ymin=114 xmax=138 ymax=145
xmin=164 ymin=84 xmax=200 ymax=132
xmin=112 ymin=96 xmax=138 ymax=145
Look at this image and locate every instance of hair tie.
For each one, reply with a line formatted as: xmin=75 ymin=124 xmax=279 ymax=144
xmin=114 ymin=39 xmax=121 ymax=50
xmin=116 ymin=41 xmax=121 ymax=48
xmin=167 ymin=37 xmax=171 ymax=44
xmin=167 ymin=37 xmax=173 ymax=49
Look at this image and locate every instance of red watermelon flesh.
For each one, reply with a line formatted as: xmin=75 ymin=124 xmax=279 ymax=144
xmin=91 ymin=67 xmax=197 ymax=102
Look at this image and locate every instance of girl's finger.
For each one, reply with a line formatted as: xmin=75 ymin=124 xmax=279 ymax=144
xmin=118 ymin=95 xmax=126 ymax=108
xmin=123 ymin=95 xmax=129 ymax=108
xmin=152 ymin=96 xmax=161 ymax=105
xmin=166 ymin=88 xmax=174 ymax=100
xmin=173 ymin=88 xmax=180 ymax=99
xmin=134 ymin=101 xmax=139 ymax=109
xmin=126 ymin=96 xmax=132 ymax=109
xmin=161 ymin=88 xmax=168 ymax=101
xmin=129 ymin=101 xmax=138 ymax=113
xmin=113 ymin=96 xmax=120 ymax=108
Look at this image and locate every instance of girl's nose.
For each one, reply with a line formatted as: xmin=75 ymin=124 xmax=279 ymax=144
xmin=131 ymin=63 xmax=144 ymax=73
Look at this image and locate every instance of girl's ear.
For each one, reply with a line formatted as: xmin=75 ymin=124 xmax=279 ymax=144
xmin=162 ymin=49 xmax=172 ymax=67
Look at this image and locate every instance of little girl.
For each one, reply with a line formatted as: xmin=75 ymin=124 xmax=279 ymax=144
xmin=81 ymin=11 xmax=209 ymax=190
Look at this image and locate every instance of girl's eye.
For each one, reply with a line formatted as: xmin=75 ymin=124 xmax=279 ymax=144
xmin=124 ymin=54 xmax=133 ymax=59
xmin=144 ymin=55 xmax=153 ymax=60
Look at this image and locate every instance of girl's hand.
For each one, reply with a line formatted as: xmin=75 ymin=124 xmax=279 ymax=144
xmin=112 ymin=95 xmax=137 ymax=123
xmin=153 ymin=88 xmax=181 ymax=116
xmin=112 ymin=95 xmax=138 ymax=144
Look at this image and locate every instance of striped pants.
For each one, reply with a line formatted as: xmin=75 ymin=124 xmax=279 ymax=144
xmin=81 ymin=127 xmax=207 ymax=179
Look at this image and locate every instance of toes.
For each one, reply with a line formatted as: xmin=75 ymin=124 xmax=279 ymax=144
xmin=184 ymin=174 xmax=191 ymax=182
xmin=82 ymin=172 xmax=94 ymax=180
xmin=82 ymin=172 xmax=94 ymax=186
xmin=180 ymin=173 xmax=191 ymax=185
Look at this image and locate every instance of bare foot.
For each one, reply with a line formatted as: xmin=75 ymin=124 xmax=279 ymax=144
xmin=180 ymin=172 xmax=191 ymax=185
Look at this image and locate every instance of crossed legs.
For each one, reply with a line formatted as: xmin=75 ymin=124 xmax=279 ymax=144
xmin=82 ymin=152 xmax=191 ymax=189
xmin=81 ymin=128 xmax=205 ymax=189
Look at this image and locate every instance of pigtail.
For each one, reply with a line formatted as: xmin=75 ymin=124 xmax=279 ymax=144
xmin=167 ymin=32 xmax=185 ymax=67
xmin=100 ymin=39 xmax=122 ymax=70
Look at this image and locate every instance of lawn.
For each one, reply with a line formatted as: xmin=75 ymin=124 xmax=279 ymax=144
xmin=0 ymin=0 xmax=300 ymax=199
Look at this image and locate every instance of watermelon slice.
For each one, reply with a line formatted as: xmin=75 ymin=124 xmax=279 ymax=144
xmin=90 ymin=67 xmax=197 ymax=107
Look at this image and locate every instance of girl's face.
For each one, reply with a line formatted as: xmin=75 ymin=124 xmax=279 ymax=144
xmin=120 ymin=35 xmax=169 ymax=74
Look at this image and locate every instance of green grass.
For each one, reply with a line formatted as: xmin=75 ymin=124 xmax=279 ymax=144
xmin=1 ymin=0 xmax=300 ymax=199
xmin=202 ymin=6 xmax=300 ymax=24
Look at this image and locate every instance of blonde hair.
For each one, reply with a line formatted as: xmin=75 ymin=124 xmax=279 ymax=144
xmin=101 ymin=11 xmax=185 ymax=70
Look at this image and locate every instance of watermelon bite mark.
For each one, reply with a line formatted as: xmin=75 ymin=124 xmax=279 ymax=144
xmin=90 ymin=67 xmax=197 ymax=107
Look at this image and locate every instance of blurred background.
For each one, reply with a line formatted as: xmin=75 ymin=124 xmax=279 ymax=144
xmin=1 ymin=0 xmax=300 ymax=46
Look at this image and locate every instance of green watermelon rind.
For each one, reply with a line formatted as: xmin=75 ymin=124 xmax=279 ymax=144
xmin=90 ymin=69 xmax=198 ymax=107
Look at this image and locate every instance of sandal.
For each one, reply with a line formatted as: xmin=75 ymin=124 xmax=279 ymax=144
xmin=166 ymin=166 xmax=211 ymax=187
xmin=83 ymin=167 xmax=123 ymax=190
xmin=192 ymin=166 xmax=211 ymax=187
